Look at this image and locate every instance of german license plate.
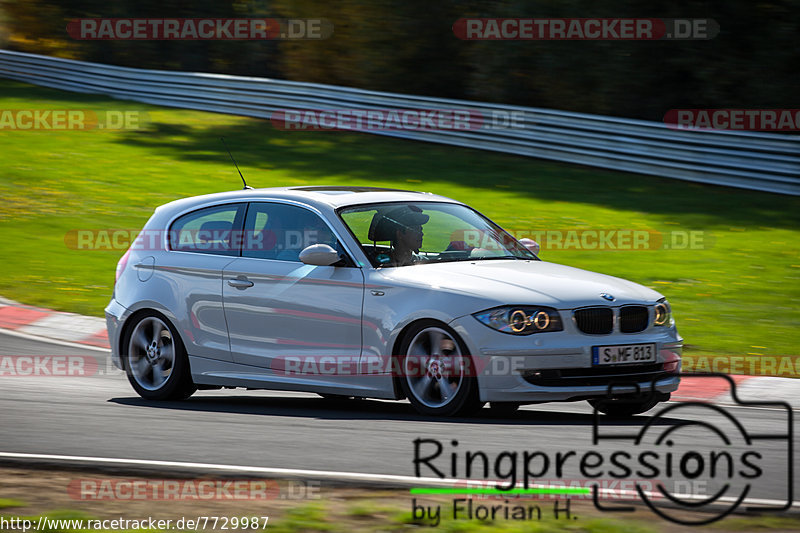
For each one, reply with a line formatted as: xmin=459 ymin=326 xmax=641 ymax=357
xmin=592 ymin=343 xmax=656 ymax=366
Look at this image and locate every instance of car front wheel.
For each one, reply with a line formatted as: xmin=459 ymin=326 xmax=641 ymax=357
xmin=124 ymin=313 xmax=196 ymax=400
xmin=398 ymin=322 xmax=482 ymax=416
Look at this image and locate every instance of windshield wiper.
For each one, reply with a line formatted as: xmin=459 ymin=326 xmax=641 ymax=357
xmin=434 ymin=255 xmax=520 ymax=263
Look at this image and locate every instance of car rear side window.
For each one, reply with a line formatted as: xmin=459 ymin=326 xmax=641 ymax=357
xmin=169 ymin=203 xmax=245 ymax=256
xmin=243 ymin=202 xmax=343 ymax=262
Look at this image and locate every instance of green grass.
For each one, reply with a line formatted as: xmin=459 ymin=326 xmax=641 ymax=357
xmin=266 ymin=503 xmax=335 ymax=532
xmin=0 ymin=79 xmax=798 ymax=357
xmin=0 ymin=499 xmax=25 ymax=509
xmin=4 ymin=501 xmax=797 ymax=533
xmin=0 ymin=504 xmax=658 ymax=533
xmin=271 ymin=501 xmax=660 ymax=533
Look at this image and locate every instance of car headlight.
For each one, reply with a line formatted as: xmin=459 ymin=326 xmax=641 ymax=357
xmin=654 ymin=299 xmax=673 ymax=327
xmin=473 ymin=306 xmax=563 ymax=335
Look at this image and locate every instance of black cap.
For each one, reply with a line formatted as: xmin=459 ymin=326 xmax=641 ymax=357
xmin=383 ymin=205 xmax=429 ymax=230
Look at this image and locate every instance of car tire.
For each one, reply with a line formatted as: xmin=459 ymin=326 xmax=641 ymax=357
xmin=588 ymin=396 xmax=661 ymax=417
xmin=397 ymin=321 xmax=482 ymax=417
xmin=123 ymin=312 xmax=196 ymax=401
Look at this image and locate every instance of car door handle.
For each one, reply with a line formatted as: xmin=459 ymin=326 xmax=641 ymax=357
xmin=227 ymin=278 xmax=254 ymax=289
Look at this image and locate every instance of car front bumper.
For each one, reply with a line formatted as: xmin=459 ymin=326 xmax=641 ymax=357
xmin=448 ymin=314 xmax=683 ymax=403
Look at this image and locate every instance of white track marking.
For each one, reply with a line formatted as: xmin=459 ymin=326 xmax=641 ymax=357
xmin=0 ymin=451 xmax=796 ymax=509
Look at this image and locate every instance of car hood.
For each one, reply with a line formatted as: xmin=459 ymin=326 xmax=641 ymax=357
xmin=377 ymin=259 xmax=663 ymax=310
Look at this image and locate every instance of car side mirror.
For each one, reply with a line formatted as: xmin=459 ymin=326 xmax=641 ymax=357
xmin=518 ymin=238 xmax=540 ymax=256
xmin=299 ymin=244 xmax=341 ymax=266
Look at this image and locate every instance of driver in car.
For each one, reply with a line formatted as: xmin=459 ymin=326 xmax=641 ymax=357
xmin=383 ymin=205 xmax=429 ymax=266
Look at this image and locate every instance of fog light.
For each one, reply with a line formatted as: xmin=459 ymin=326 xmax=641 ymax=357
xmin=663 ymin=360 xmax=680 ymax=373
xmin=662 ymin=350 xmax=681 ymax=373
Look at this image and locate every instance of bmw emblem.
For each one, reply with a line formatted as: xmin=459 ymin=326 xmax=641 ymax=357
xmin=600 ymin=293 xmax=615 ymax=302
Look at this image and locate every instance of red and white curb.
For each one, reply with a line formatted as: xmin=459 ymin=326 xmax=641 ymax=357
xmin=0 ymin=297 xmax=107 ymax=348
xmin=0 ymin=297 xmax=797 ymax=408
xmin=671 ymin=375 xmax=800 ymax=410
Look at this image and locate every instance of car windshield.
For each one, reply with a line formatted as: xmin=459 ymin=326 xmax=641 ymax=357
xmin=339 ymin=201 xmax=537 ymax=267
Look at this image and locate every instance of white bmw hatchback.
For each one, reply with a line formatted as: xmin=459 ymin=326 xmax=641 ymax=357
xmin=106 ymin=186 xmax=682 ymax=416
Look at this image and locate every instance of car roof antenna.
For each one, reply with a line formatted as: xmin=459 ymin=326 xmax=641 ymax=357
xmin=220 ymin=137 xmax=253 ymax=190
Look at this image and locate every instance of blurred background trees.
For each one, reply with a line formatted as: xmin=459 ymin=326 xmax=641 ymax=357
xmin=1 ymin=0 xmax=797 ymax=121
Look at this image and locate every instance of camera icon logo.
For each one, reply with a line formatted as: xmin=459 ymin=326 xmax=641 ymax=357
xmin=591 ymin=374 xmax=793 ymax=525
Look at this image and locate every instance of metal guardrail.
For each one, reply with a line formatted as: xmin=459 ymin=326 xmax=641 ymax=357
xmin=1 ymin=49 xmax=797 ymax=195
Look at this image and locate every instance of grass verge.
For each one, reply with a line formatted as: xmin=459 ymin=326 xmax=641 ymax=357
xmin=0 ymin=80 xmax=798 ymax=356
xmin=2 ymin=466 xmax=799 ymax=532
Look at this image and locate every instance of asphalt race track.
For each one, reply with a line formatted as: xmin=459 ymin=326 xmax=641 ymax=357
xmin=1 ymin=330 xmax=797 ymax=512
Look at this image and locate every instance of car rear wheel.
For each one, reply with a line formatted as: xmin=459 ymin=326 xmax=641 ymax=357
xmin=398 ymin=322 xmax=482 ymax=416
xmin=124 ymin=313 xmax=196 ymax=400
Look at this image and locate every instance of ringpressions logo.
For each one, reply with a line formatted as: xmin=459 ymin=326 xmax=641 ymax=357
xmin=411 ymin=375 xmax=793 ymax=525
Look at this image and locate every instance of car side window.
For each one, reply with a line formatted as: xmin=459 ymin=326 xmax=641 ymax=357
xmin=243 ymin=202 xmax=343 ymax=262
xmin=169 ymin=203 xmax=244 ymax=256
